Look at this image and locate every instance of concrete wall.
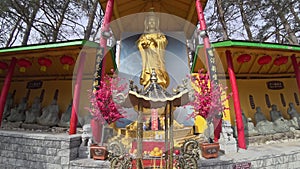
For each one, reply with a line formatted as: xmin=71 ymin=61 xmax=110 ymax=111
xmin=0 ymin=130 xmax=81 ymax=169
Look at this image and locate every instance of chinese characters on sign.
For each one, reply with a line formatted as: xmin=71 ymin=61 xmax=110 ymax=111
xmin=206 ymin=48 xmax=218 ymax=84
xmin=26 ymin=80 xmax=43 ymax=89
xmin=267 ymin=81 xmax=284 ymax=90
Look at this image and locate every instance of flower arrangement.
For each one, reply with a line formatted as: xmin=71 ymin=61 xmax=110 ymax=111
xmin=87 ymin=73 xmax=127 ymax=125
xmin=189 ymin=69 xmax=231 ymax=142
xmin=189 ymin=69 xmax=231 ymax=119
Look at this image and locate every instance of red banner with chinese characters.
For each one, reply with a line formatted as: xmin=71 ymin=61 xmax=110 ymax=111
xmin=151 ymin=109 xmax=158 ymax=131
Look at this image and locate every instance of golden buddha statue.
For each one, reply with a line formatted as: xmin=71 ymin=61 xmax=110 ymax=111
xmin=137 ymin=12 xmax=169 ymax=89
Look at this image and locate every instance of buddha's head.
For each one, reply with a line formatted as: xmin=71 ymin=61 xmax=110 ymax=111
xmin=144 ymin=12 xmax=159 ymax=33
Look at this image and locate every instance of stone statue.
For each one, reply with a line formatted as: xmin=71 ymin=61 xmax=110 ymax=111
xmin=58 ymin=100 xmax=73 ymax=127
xmin=219 ymin=121 xmax=237 ymax=153
xmin=3 ymin=93 xmax=14 ymax=120
xmin=287 ymin=103 xmax=300 ymax=129
xmin=79 ymin=124 xmax=93 ymax=158
xmin=269 ymin=104 xmax=290 ymax=133
xmin=24 ymin=97 xmax=41 ymax=123
xmin=270 ymin=104 xmax=284 ymax=122
xmin=137 ymin=12 xmax=169 ymax=89
xmin=234 ymin=112 xmax=258 ymax=137
xmin=254 ymin=107 xmax=276 ymax=135
xmin=241 ymin=112 xmax=258 ymax=136
xmin=37 ymin=99 xmax=60 ymax=126
xmin=254 ymin=107 xmax=267 ymax=124
xmin=7 ymin=97 xmax=27 ymax=122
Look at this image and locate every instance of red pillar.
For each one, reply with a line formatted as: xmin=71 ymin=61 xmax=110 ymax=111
xmin=195 ymin=0 xmax=222 ymax=142
xmin=92 ymin=0 xmax=114 ymax=144
xmin=69 ymin=52 xmax=86 ymax=134
xmin=226 ymin=50 xmax=246 ymax=149
xmin=100 ymin=0 xmax=114 ymax=79
xmin=0 ymin=57 xmax=17 ymax=126
xmin=291 ymin=54 xmax=300 ymax=94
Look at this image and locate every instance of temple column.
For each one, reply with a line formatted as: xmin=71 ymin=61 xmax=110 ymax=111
xmin=0 ymin=57 xmax=17 ymax=126
xmin=69 ymin=52 xmax=86 ymax=134
xmin=92 ymin=0 xmax=114 ymax=144
xmin=225 ymin=50 xmax=246 ymax=149
xmin=291 ymin=54 xmax=300 ymax=94
xmin=195 ymin=0 xmax=222 ymax=141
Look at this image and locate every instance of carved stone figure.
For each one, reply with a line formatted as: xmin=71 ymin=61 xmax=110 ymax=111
xmin=287 ymin=102 xmax=300 ymax=129
xmin=3 ymin=93 xmax=14 ymax=120
xmin=245 ymin=117 xmax=258 ymax=137
xmin=254 ymin=107 xmax=267 ymax=124
xmin=254 ymin=107 xmax=276 ymax=135
xmin=80 ymin=124 xmax=93 ymax=158
xmin=24 ymin=97 xmax=41 ymax=123
xmin=269 ymin=105 xmax=290 ymax=133
xmin=137 ymin=12 xmax=169 ymax=89
xmin=219 ymin=120 xmax=237 ymax=153
xmin=234 ymin=112 xmax=258 ymax=137
xmin=7 ymin=97 xmax=27 ymax=122
xmin=37 ymin=99 xmax=59 ymax=126
xmin=270 ymin=104 xmax=284 ymax=122
xmin=58 ymin=100 xmax=73 ymax=127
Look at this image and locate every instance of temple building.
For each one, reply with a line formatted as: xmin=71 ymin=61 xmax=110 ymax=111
xmin=0 ymin=0 xmax=300 ymax=168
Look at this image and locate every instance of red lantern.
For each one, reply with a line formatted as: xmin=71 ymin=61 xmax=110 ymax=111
xmin=17 ymin=59 xmax=32 ymax=72
xmin=0 ymin=61 xmax=8 ymax=74
xmin=38 ymin=57 xmax=52 ymax=72
xmin=258 ymin=55 xmax=272 ymax=65
xmin=237 ymin=54 xmax=251 ymax=64
xmin=273 ymin=56 xmax=288 ymax=66
xmin=60 ymin=55 xmax=74 ymax=70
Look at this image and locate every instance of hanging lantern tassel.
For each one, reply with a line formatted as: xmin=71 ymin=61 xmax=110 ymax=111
xmin=60 ymin=55 xmax=75 ymax=70
xmin=0 ymin=61 xmax=8 ymax=74
xmin=38 ymin=57 xmax=52 ymax=72
xmin=17 ymin=59 xmax=32 ymax=73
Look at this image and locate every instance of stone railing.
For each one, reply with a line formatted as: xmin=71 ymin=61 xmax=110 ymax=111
xmin=0 ymin=130 xmax=81 ymax=169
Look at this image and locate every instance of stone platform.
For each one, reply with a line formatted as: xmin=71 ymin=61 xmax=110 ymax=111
xmin=69 ymin=140 xmax=300 ymax=169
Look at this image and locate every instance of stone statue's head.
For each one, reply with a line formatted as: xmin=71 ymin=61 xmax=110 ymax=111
xmin=256 ymin=106 xmax=261 ymax=112
xmin=289 ymin=102 xmax=294 ymax=108
xmin=271 ymin=104 xmax=277 ymax=110
xmin=144 ymin=11 xmax=160 ymax=33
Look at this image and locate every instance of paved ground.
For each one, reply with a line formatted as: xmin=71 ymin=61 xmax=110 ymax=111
xmin=71 ymin=139 xmax=300 ymax=168
xmin=199 ymin=140 xmax=300 ymax=168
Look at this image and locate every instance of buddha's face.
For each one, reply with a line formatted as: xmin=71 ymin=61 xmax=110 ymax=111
xmin=146 ymin=16 xmax=158 ymax=32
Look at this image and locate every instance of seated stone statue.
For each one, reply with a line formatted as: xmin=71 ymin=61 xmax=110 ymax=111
xmin=269 ymin=104 xmax=290 ymax=133
xmin=24 ymin=97 xmax=41 ymax=123
xmin=245 ymin=116 xmax=258 ymax=136
xmin=254 ymin=107 xmax=267 ymax=124
xmin=270 ymin=104 xmax=284 ymax=122
xmin=287 ymin=102 xmax=300 ymax=129
xmin=58 ymin=100 xmax=72 ymax=127
xmin=7 ymin=97 xmax=27 ymax=122
xmin=3 ymin=93 xmax=14 ymax=120
xmin=37 ymin=99 xmax=59 ymax=126
xmin=234 ymin=112 xmax=258 ymax=137
xmin=254 ymin=107 xmax=276 ymax=135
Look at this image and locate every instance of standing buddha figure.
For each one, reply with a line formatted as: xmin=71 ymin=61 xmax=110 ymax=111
xmin=137 ymin=12 xmax=169 ymax=89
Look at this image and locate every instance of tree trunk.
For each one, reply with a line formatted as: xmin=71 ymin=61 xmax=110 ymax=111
xmin=51 ymin=0 xmax=70 ymax=42
xmin=84 ymin=0 xmax=98 ymax=40
xmin=216 ymin=0 xmax=229 ymax=40
xmin=237 ymin=0 xmax=253 ymax=41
